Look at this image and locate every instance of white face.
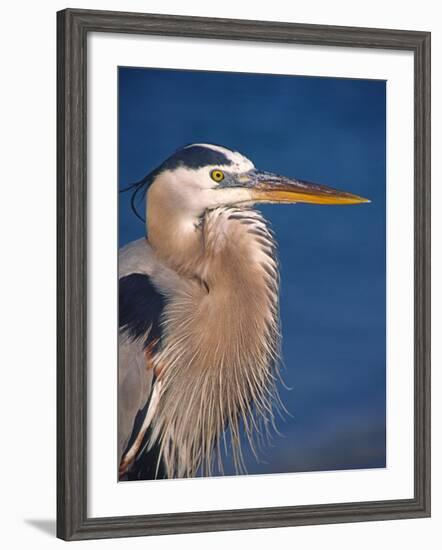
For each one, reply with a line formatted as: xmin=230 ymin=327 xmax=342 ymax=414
xmin=148 ymin=144 xmax=256 ymax=217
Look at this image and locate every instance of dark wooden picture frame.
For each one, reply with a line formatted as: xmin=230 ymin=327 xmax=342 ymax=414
xmin=57 ymin=8 xmax=431 ymax=541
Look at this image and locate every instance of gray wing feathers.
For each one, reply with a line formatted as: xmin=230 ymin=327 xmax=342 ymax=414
xmin=118 ymin=336 xmax=154 ymax=462
xmin=117 ymin=238 xmax=188 ymax=467
xmin=118 ymin=239 xmax=155 ymax=462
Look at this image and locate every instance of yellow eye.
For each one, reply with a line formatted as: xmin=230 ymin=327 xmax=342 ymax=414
xmin=210 ymin=169 xmax=225 ymax=182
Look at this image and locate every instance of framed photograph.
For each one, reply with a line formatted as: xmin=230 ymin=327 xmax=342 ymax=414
xmin=57 ymin=8 xmax=431 ymax=541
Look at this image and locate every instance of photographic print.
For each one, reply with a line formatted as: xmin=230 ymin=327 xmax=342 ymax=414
xmin=118 ymin=67 xmax=386 ymax=482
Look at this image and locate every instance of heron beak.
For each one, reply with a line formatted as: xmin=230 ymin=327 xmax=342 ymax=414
xmin=246 ymin=170 xmax=370 ymax=205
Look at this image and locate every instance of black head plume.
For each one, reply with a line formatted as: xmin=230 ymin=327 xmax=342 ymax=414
xmin=119 ymin=172 xmax=155 ymax=223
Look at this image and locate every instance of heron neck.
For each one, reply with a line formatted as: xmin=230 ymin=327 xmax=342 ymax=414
xmin=147 ymin=205 xmax=278 ymax=290
xmin=148 ymin=206 xmax=282 ymax=477
xmin=147 ymin=205 xmax=205 ymax=279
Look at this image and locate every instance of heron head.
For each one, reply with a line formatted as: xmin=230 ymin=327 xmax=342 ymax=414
xmin=127 ymin=143 xmax=369 ymax=223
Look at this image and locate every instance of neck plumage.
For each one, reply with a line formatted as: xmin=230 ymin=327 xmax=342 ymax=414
xmin=147 ymin=206 xmax=283 ymax=478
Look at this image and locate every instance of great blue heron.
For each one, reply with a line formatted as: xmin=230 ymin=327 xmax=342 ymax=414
xmin=118 ymin=143 xmax=369 ymax=480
